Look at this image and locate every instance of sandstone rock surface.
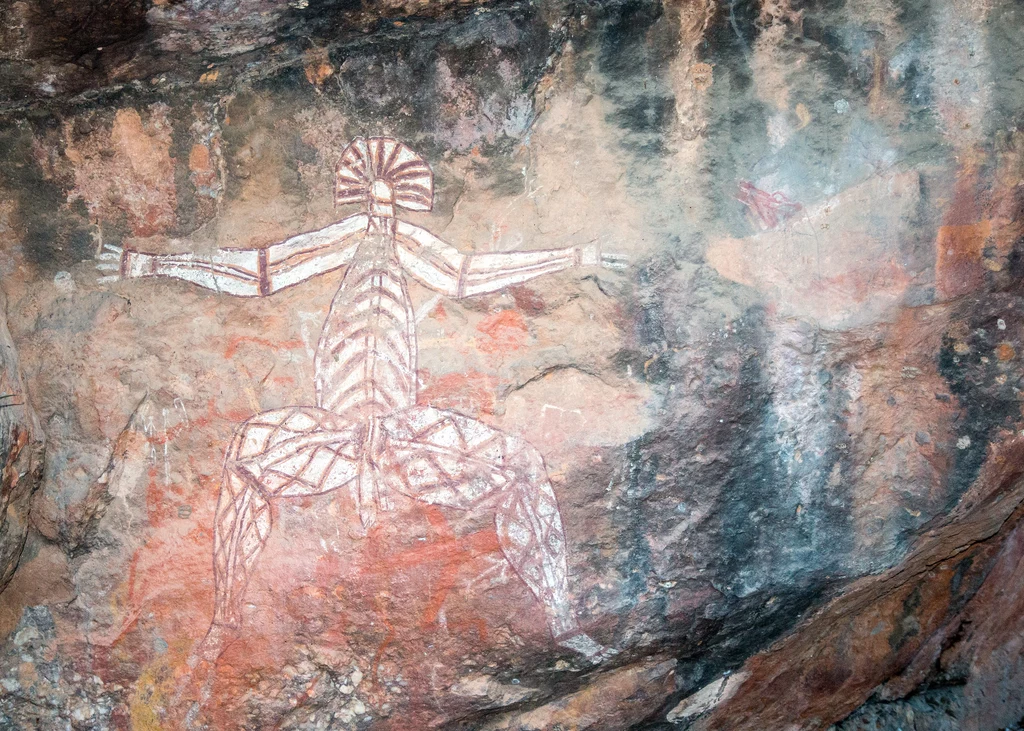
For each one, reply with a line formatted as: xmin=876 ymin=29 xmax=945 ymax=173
xmin=0 ymin=0 xmax=1023 ymax=729
xmin=0 ymin=290 xmax=43 ymax=595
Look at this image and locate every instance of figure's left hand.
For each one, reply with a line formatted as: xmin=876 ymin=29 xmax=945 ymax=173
xmin=579 ymin=244 xmax=629 ymax=270
xmin=600 ymin=251 xmax=629 ymax=270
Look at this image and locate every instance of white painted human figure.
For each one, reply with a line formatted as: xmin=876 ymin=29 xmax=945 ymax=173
xmin=97 ymin=137 xmax=625 ymax=664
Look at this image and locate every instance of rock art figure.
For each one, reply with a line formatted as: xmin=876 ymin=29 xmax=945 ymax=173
xmin=97 ymin=137 xmax=625 ymax=665
xmin=736 ymin=180 xmax=802 ymax=231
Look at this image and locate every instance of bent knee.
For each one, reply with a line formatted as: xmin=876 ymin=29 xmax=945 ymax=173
xmin=500 ymin=441 xmax=548 ymax=484
xmin=226 ymin=419 xmax=266 ymax=461
xmin=228 ymin=408 xmax=328 ymax=460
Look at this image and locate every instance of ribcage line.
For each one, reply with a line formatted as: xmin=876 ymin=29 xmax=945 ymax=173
xmin=315 ymin=261 xmax=417 ymax=419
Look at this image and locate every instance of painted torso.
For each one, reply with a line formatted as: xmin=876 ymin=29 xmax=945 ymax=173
xmin=314 ymin=224 xmax=417 ymax=421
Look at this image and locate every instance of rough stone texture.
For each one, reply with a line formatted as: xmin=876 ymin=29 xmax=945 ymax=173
xmin=0 ymin=288 xmax=44 ymax=596
xmin=0 ymin=0 xmax=1022 ymax=729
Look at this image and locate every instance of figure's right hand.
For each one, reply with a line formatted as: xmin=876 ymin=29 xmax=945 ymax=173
xmin=95 ymin=243 xmax=124 ymax=283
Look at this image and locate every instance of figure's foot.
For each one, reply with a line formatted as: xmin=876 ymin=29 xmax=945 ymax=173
xmin=168 ymin=623 xmax=236 ymax=728
xmin=187 ymin=622 xmax=235 ymax=668
xmin=557 ymin=632 xmax=619 ymax=665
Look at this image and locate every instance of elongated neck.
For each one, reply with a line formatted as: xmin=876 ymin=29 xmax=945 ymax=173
xmin=366 ymin=203 xmax=396 ymax=236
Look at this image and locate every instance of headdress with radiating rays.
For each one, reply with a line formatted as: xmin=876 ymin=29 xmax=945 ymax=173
xmin=335 ymin=137 xmax=434 ymax=214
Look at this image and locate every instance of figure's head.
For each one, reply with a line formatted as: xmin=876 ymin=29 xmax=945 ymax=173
xmin=335 ymin=137 xmax=434 ymax=218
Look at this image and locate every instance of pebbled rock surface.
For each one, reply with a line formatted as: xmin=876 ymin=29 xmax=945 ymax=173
xmin=0 ymin=0 xmax=1022 ymax=729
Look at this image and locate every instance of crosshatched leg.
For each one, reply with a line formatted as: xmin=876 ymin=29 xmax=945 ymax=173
xmin=495 ymin=448 xmax=577 ymax=638
xmin=212 ymin=444 xmax=271 ymax=626
xmin=212 ymin=406 xmax=364 ymax=626
xmin=206 ymin=403 xmax=615 ymax=663
xmin=376 ymin=406 xmax=587 ymax=642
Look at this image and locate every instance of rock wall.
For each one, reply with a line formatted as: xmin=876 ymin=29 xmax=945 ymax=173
xmin=0 ymin=0 xmax=1022 ymax=729
xmin=0 ymin=286 xmax=44 ymax=594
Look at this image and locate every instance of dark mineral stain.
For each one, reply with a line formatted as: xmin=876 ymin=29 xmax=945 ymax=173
xmin=634 ymin=259 xmax=668 ymax=345
xmin=295 ymin=0 xmax=367 ymax=38
xmin=701 ymin=6 xmax=769 ymax=236
xmin=593 ymin=0 xmax=675 ymax=156
xmin=985 ymin=0 xmax=1024 ymax=133
xmin=888 ymin=586 xmax=922 ymax=653
xmin=168 ymin=103 xmax=204 ymax=238
xmin=0 ymin=121 xmax=93 ymax=274
xmin=609 ymin=96 xmax=675 ymax=137
xmin=327 ymin=5 xmax=552 ymax=159
xmin=833 ymin=685 xmax=971 ymax=731
xmin=617 ymin=437 xmax=658 ymax=605
xmin=596 ymin=0 xmax=666 ymax=80
xmin=939 ymin=294 xmax=1024 ymax=503
xmin=714 ymin=310 xmax=853 ymax=597
xmin=26 ymin=0 xmax=148 ymax=65
xmin=472 ymin=153 xmax=527 ymax=198
xmin=715 ymin=314 xmax=775 ymax=588
xmin=948 ymin=554 xmax=993 ymax=616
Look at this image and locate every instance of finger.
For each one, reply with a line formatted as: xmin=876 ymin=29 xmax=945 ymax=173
xmin=602 ymin=261 xmax=629 ymax=270
xmin=97 ymin=253 xmax=120 ymax=261
xmin=96 ymin=262 xmax=119 ymax=271
xmin=104 ymin=245 xmax=124 ymax=254
xmin=97 ymin=276 xmax=120 ymax=283
xmin=602 ymin=253 xmax=629 ymax=263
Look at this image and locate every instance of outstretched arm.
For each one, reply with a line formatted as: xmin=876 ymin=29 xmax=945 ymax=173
xmin=394 ymin=221 xmax=627 ymax=298
xmin=96 ymin=214 xmax=369 ymax=296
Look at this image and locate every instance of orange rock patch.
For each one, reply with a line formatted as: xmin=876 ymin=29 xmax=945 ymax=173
xmin=935 ymin=220 xmax=991 ymax=300
xmin=475 ymin=309 xmax=529 ymax=354
xmin=418 ymin=369 xmax=499 ymax=416
xmin=66 ymin=106 xmax=178 ymax=237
